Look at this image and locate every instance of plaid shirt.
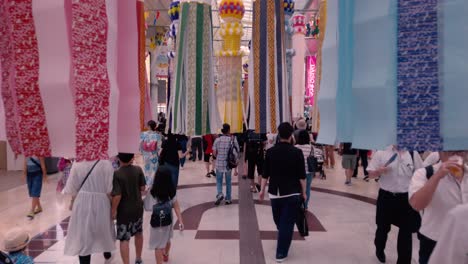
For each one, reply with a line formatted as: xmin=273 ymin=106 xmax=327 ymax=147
xmin=213 ymin=135 xmax=239 ymax=172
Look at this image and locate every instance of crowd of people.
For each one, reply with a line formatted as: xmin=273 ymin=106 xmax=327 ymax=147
xmin=1 ymin=115 xmax=467 ymax=264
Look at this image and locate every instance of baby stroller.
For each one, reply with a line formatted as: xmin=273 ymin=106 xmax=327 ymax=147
xmin=312 ymin=144 xmax=326 ymax=180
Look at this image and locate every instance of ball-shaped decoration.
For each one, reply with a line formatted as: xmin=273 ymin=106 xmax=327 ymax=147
xmin=283 ymin=0 xmax=295 ymax=17
xmin=219 ymin=0 xmax=245 ymax=23
xmin=168 ymin=1 xmax=180 ymax=22
xmin=242 ymin=63 xmax=249 ymax=73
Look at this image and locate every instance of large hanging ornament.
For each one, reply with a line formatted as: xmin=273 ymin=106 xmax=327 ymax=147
xmin=170 ymin=1 xmax=221 ymax=135
xmin=216 ymin=0 xmax=245 ymax=133
xmin=0 ymin=0 xmax=144 ymax=160
xmin=248 ymin=0 xmax=290 ymax=133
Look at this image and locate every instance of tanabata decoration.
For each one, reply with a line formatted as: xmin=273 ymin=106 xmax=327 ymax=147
xmin=248 ymin=0 xmax=291 ymax=133
xmin=216 ymin=0 xmax=245 ymax=133
xmin=283 ymin=0 xmax=295 ymax=119
xmin=311 ymin=0 xmax=326 ymax=133
xmin=170 ymin=1 xmax=221 ymax=136
xmin=291 ymin=13 xmax=306 ymax=120
xmin=0 ymin=0 xmax=148 ymax=161
xmin=166 ymin=0 xmax=180 ymax=122
xmin=317 ymin=0 xmax=468 ymax=151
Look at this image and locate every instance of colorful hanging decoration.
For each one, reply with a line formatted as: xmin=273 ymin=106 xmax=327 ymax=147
xmin=168 ymin=1 xmax=180 ymax=38
xmin=291 ymin=13 xmax=306 ymax=119
xmin=311 ymin=0 xmax=326 ymax=133
xmin=248 ymin=0 xmax=290 ymax=133
xmin=216 ymin=0 xmax=245 ymax=133
xmin=170 ymin=1 xmax=221 ymax=136
xmin=316 ymin=0 xmax=468 ymax=151
xmin=0 ymin=0 xmax=143 ymax=160
xmin=284 ymin=0 xmax=295 ymax=120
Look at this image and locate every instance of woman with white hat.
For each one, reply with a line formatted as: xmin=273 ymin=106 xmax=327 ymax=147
xmin=3 ymin=228 xmax=33 ymax=264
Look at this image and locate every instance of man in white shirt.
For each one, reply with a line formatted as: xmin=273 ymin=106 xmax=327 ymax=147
xmin=409 ymin=151 xmax=468 ymax=264
xmin=428 ymin=203 xmax=468 ymax=264
xmin=367 ymin=146 xmax=423 ymax=264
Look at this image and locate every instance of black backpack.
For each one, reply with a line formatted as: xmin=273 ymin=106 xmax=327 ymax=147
xmin=150 ymin=198 xmax=173 ymax=228
xmin=227 ymin=136 xmax=239 ymax=170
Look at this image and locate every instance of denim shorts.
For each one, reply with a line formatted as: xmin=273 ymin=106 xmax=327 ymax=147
xmin=27 ymin=170 xmax=43 ymax=198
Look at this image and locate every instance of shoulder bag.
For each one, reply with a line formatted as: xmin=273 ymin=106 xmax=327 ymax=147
xmin=69 ymin=160 xmax=99 ymax=210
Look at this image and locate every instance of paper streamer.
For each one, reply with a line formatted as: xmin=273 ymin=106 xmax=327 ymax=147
xmin=216 ymin=0 xmax=244 ymax=133
xmin=137 ymin=0 xmax=146 ymax=132
xmin=33 ymin=0 xmax=75 ymax=157
xmin=171 ymin=2 xmax=221 ymax=136
xmin=249 ymin=0 xmax=289 ymax=133
xmin=0 ymin=2 xmax=22 ymax=155
xmin=291 ymin=14 xmax=306 ymax=119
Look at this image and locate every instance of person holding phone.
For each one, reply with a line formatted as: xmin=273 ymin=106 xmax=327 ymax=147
xmin=367 ymin=146 xmax=423 ymax=264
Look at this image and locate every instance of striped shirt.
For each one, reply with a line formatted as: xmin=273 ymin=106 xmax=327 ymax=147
xmin=295 ymin=144 xmax=313 ymax=173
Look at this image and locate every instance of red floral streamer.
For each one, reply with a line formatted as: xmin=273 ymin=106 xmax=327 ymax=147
xmin=8 ymin=0 xmax=51 ymax=157
xmin=0 ymin=2 xmax=22 ymax=155
xmin=71 ymin=0 xmax=110 ymax=161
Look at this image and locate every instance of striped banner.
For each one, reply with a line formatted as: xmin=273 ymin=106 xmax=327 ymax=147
xmin=0 ymin=0 xmax=143 ymax=160
xmin=171 ymin=2 xmax=220 ymax=136
xmin=249 ymin=0 xmax=289 ymax=133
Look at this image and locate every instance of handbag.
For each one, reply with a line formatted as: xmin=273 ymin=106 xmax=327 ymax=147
xmin=29 ymin=157 xmax=43 ymax=172
xmin=306 ymin=146 xmax=317 ymax=173
xmin=296 ymin=198 xmax=309 ymax=237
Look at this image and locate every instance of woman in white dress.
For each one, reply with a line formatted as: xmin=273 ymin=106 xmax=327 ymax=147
xmin=63 ymin=160 xmax=116 ymax=264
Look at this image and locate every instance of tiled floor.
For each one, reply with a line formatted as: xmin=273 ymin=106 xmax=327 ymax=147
xmin=0 ymin=155 xmax=420 ymax=263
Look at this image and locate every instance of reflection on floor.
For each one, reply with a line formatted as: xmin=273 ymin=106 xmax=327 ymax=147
xmin=0 ymin=155 xmax=420 ymax=263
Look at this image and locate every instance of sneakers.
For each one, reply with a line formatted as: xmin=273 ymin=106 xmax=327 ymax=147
xmin=363 ymin=176 xmax=370 ymax=182
xmin=210 ymin=170 xmax=216 ymax=176
xmin=215 ymin=194 xmax=224 ymax=206
xmin=135 ymin=259 xmax=144 ymax=264
xmin=345 ymin=180 xmax=352 ymax=186
xmin=225 ymin=200 xmax=232 ymax=205
xmin=206 ymin=173 xmax=211 ymax=178
xmin=276 ymin=256 xmax=287 ymax=263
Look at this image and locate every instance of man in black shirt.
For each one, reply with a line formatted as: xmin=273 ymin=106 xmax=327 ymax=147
xmin=259 ymin=122 xmax=306 ymax=263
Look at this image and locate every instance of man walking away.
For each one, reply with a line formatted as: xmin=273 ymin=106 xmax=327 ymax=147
xmin=353 ymin=149 xmax=370 ymax=181
xmin=190 ymin=135 xmax=203 ymax=161
xmin=259 ymin=122 xmax=306 ymax=263
xmin=212 ymin=124 xmax=239 ymax=206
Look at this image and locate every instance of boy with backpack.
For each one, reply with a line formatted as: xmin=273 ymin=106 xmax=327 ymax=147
xmin=212 ymin=123 xmax=239 ymax=206
xmin=111 ymin=153 xmax=146 ymax=264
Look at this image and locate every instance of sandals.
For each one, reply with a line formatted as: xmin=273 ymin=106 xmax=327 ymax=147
xmin=34 ymin=208 xmax=43 ymax=215
xmin=250 ymin=186 xmax=258 ymax=193
xmin=27 ymin=212 xmax=34 ymax=219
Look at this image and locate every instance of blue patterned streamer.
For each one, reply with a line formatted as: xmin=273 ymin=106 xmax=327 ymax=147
xmin=397 ymin=0 xmax=442 ymax=151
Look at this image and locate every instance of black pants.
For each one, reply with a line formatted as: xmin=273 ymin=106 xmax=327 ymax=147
xmin=353 ymin=149 xmax=368 ymax=177
xmin=375 ymin=189 xmax=417 ymax=264
xmin=418 ymin=233 xmax=437 ymax=264
xmin=79 ymin=252 xmax=111 ymax=264
xmin=191 ymin=137 xmax=203 ymax=161
xmin=247 ymin=153 xmax=263 ymax=180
